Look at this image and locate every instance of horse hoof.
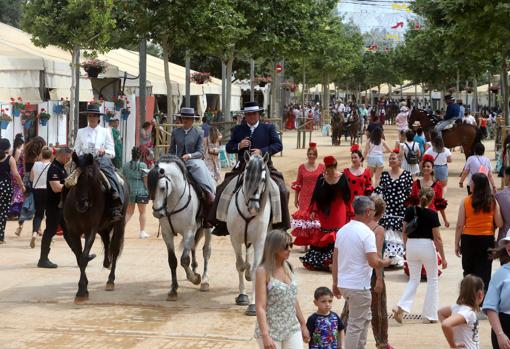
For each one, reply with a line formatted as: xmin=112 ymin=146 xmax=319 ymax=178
xmin=200 ymin=283 xmax=210 ymax=292
xmin=190 ymin=274 xmax=201 ymax=285
xmin=245 ymin=304 xmax=257 ymax=316
xmin=245 ymin=271 xmax=252 ymax=282
xmin=235 ymin=294 xmax=249 ymax=306
xmin=167 ymin=292 xmax=178 ymax=301
xmin=74 ymin=295 xmax=89 ymax=305
xmin=105 ymin=282 xmax=115 ymax=291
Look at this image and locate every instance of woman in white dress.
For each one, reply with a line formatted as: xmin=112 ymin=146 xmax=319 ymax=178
xmin=400 ymin=130 xmax=421 ymax=178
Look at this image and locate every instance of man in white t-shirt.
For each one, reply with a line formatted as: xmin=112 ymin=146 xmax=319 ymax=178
xmin=332 ymin=196 xmax=391 ymax=349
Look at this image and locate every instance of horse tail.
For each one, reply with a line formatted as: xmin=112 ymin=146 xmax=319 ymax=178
xmin=474 ymin=126 xmax=482 ymax=145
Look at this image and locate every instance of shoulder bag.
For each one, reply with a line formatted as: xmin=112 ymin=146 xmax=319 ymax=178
xmin=405 ymin=206 xmax=419 ymax=237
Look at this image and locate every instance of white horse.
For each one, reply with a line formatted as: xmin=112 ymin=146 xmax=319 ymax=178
xmin=226 ymin=153 xmax=272 ymax=315
xmin=149 ymin=155 xmax=212 ymax=301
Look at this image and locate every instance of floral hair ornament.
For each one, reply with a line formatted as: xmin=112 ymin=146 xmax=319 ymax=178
xmin=391 ymin=147 xmax=400 ymax=154
xmin=350 ymin=144 xmax=360 ymax=152
xmin=422 ymin=154 xmax=435 ymax=165
xmin=309 ymin=142 xmax=317 ymax=149
xmin=324 ymin=155 xmax=337 ymax=167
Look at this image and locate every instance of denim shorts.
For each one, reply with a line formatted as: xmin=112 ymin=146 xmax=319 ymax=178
xmin=367 ymin=154 xmax=384 ymax=168
xmin=434 ymin=164 xmax=448 ymax=181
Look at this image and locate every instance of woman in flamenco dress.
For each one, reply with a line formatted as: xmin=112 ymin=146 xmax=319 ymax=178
xmin=291 ymin=142 xmax=325 ymax=247
xmin=343 ymin=144 xmax=373 ymax=215
xmin=299 ymin=155 xmax=351 ymax=271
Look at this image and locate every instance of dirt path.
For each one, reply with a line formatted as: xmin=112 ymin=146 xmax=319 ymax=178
xmin=0 ymin=126 xmax=496 ymax=348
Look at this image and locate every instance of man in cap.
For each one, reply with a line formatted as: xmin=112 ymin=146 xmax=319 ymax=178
xmin=74 ymin=104 xmax=124 ymax=221
xmin=169 ymin=107 xmax=216 ymax=227
xmin=208 ymin=101 xmax=289 ymax=236
xmin=434 ymin=95 xmax=461 ymax=135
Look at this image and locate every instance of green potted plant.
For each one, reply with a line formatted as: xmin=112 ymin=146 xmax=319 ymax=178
xmin=82 ymin=58 xmax=107 ymax=78
xmin=104 ymin=108 xmax=115 ymax=122
xmin=113 ymin=95 xmax=125 ymax=111
xmin=39 ymin=108 xmax=51 ymax=126
xmin=10 ymin=97 xmax=26 ymax=117
xmin=21 ymin=110 xmax=34 ymax=129
xmin=0 ymin=108 xmax=12 ymax=129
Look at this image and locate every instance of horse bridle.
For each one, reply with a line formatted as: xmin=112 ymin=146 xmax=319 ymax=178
xmin=234 ymin=169 xmax=267 ymax=249
xmin=152 ymin=168 xmax=192 ymax=235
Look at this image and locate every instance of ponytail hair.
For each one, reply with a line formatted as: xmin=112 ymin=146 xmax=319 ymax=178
xmin=419 ymin=187 xmax=434 ymax=208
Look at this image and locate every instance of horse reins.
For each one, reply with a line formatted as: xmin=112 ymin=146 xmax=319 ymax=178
xmin=153 ymin=172 xmax=192 ymax=236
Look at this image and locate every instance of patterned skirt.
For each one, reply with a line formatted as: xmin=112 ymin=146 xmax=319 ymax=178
xmin=299 ymin=227 xmax=340 ymax=271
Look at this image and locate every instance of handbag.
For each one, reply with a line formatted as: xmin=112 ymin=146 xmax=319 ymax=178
xmin=206 ymin=138 xmax=219 ymax=155
xmin=405 ymin=206 xmax=419 ymax=237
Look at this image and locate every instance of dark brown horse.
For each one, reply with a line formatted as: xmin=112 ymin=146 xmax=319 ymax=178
xmin=331 ymin=111 xmax=343 ymax=146
xmin=408 ymin=108 xmax=480 ymax=157
xmin=348 ymin=109 xmax=362 ymax=145
xmin=385 ymin=102 xmax=399 ymax=125
xmin=63 ymin=153 xmax=128 ymax=304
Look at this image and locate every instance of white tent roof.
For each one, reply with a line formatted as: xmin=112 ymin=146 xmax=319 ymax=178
xmin=0 ymin=22 xmax=94 ymax=102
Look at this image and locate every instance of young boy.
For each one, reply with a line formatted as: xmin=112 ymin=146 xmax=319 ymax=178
xmin=306 ymin=287 xmax=345 ymax=349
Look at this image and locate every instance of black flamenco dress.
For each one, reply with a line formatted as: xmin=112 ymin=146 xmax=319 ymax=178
xmin=299 ymin=174 xmax=351 ymax=271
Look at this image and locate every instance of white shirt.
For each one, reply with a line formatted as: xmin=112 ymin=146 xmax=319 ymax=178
xmin=451 ymin=304 xmax=479 ymax=349
xmin=335 ymin=220 xmax=377 ymax=290
xmin=463 ymin=115 xmax=477 ymax=125
xmin=247 ymin=121 xmax=259 ymax=133
xmin=75 ymin=125 xmax=115 ymax=158
xmin=32 ymin=161 xmax=51 ymax=189
xmin=337 ymin=103 xmax=345 ymax=113
xmin=425 ymin=147 xmax=452 ymax=166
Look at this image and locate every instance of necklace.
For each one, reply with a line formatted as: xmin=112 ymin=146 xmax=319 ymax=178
xmin=350 ymin=166 xmax=363 ymax=176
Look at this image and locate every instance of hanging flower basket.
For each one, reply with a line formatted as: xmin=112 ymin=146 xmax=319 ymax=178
xmin=39 ymin=109 xmax=51 ymax=126
xmin=254 ymin=76 xmax=272 ymax=88
xmin=53 ymin=104 xmax=63 ymax=115
xmin=82 ymin=58 xmax=107 ymax=78
xmin=191 ymin=72 xmax=211 ymax=85
xmin=121 ymin=108 xmax=130 ymax=120
xmin=0 ymin=109 xmax=11 ymax=130
xmin=104 ymin=110 xmax=115 ymax=122
xmin=0 ymin=120 xmax=9 ymax=130
xmin=22 ymin=111 xmax=34 ymax=129
xmin=10 ymin=97 xmax=26 ymax=117
xmin=490 ymin=85 xmax=500 ymax=94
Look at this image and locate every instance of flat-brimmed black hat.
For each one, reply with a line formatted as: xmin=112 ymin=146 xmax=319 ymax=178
xmin=174 ymin=107 xmax=199 ymax=118
xmin=80 ymin=104 xmax=104 ymax=116
xmin=241 ymin=101 xmax=264 ymax=113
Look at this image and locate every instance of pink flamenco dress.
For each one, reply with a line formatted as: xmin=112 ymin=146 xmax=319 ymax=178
xmin=403 ymin=179 xmax=448 ymax=278
xmin=299 ymin=174 xmax=351 ymax=271
xmin=291 ymin=163 xmax=325 ymax=246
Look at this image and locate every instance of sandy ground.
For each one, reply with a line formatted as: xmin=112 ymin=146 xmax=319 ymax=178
xmin=0 ymin=125 xmax=498 ymax=349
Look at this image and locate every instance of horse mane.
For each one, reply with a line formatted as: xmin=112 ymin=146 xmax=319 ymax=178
xmin=147 ymin=155 xmax=188 ymax=200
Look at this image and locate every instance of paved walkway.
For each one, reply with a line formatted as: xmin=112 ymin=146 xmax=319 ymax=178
xmin=0 ymin=126 xmax=495 ymax=348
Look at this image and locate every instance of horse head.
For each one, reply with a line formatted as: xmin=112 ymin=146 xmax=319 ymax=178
xmin=71 ymin=152 xmax=100 ymax=213
xmin=242 ymin=152 xmax=269 ymax=215
xmin=148 ymin=155 xmax=187 ymax=219
xmin=408 ymin=108 xmax=432 ymax=129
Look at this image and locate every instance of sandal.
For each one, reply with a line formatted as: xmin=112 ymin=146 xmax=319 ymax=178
xmin=15 ymin=226 xmax=22 ymax=236
xmin=392 ymin=306 xmax=405 ymax=324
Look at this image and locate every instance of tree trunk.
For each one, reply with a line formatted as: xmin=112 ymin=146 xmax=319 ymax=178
xmin=225 ymin=55 xmax=234 ymax=121
xmin=221 ymin=62 xmax=226 ymax=117
xmin=162 ymin=41 xmax=173 ymax=129
xmin=139 ymin=39 xmax=147 ymax=125
xmin=473 ymin=78 xmax=478 ymax=112
xmin=503 ymin=59 xmax=509 ymax=125
xmin=185 ymin=51 xmax=191 ymax=107
xmin=69 ymin=47 xmax=80 ymax=146
xmin=250 ymin=58 xmax=255 ymax=101
xmin=456 ymin=69 xmax=460 ymax=99
xmin=322 ymin=73 xmax=329 ymax=121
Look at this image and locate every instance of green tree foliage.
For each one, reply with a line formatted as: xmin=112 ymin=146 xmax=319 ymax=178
xmin=0 ymin=0 xmax=23 ymax=28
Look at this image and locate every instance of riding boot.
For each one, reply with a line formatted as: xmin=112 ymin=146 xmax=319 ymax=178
xmin=37 ymin=239 xmax=57 ymax=268
xmin=111 ymin=197 xmax=123 ymax=222
xmin=211 ymin=221 xmax=229 ymax=236
xmin=202 ymin=191 xmax=215 ymax=229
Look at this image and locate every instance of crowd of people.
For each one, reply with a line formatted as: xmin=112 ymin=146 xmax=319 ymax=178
xmin=1 ymin=96 xmax=510 ymax=349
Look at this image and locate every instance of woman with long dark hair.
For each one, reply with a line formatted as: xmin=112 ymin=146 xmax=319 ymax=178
xmin=455 ymin=173 xmax=503 ymax=293
xmin=424 ymin=135 xmax=451 ymax=189
xmin=14 ymin=136 xmax=46 ymax=237
xmin=363 ymin=126 xmax=391 ymax=187
xmin=122 ymin=146 xmax=149 ymax=239
xmin=299 ymin=155 xmax=351 ymax=271
xmin=0 ymin=139 xmax=25 ymax=244
xmin=9 ymin=134 xmax=24 ymax=220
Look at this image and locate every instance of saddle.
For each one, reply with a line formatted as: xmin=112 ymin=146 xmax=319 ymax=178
xmin=442 ymin=119 xmax=462 ymax=132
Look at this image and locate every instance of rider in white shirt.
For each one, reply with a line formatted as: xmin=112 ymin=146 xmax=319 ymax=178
xmin=74 ymin=104 xmax=124 ymax=221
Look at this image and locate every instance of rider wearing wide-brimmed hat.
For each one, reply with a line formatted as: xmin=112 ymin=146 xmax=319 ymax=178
xmin=168 ymin=107 xmax=216 ymax=227
xmin=208 ymin=101 xmax=290 ymax=236
xmin=434 ymin=95 xmax=461 ymax=135
xmin=74 ymin=104 xmax=124 ymax=221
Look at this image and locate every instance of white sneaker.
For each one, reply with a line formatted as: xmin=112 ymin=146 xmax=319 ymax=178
xmin=139 ymin=231 xmax=150 ymax=239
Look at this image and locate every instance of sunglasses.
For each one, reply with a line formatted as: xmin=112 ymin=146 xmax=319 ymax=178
xmin=284 ymin=242 xmax=294 ymax=250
